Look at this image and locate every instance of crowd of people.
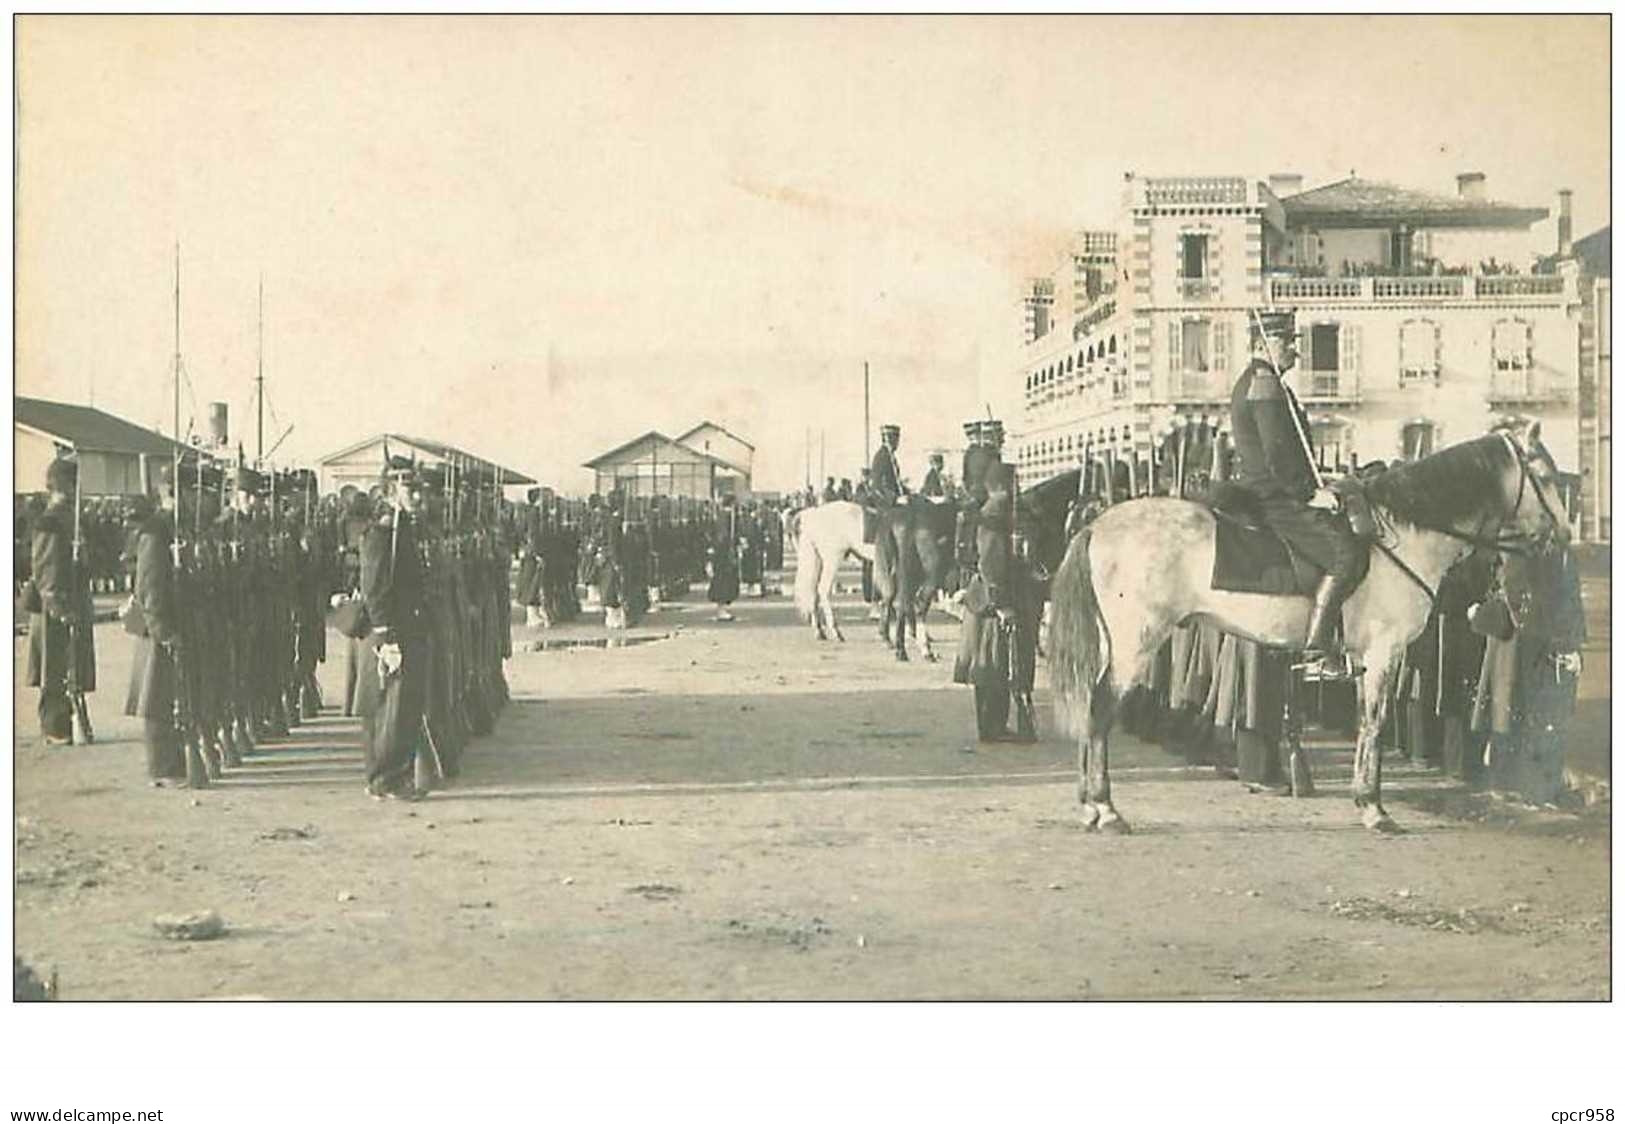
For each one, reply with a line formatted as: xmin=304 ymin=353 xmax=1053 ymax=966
xmin=19 ymin=384 xmax=1591 ymax=811
xmin=564 ymin=490 xmax=786 ymax=626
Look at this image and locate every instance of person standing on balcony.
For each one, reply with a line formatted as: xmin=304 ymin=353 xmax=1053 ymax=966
xmin=1229 ymin=310 xmax=1362 ymax=677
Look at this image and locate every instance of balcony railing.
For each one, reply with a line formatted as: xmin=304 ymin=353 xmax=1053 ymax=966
xmin=1179 ymin=278 xmax=1217 ymax=301
xmin=1143 ymin=176 xmax=1249 ymax=206
xmin=1266 ymin=273 xmax=1573 ymax=304
xmin=1300 ymin=369 xmax=1361 ymax=402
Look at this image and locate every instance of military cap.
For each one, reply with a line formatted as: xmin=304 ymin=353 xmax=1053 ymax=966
xmin=45 ymin=455 xmax=78 ymax=493
xmin=1249 ymin=309 xmax=1297 ymax=344
xmin=880 ymin=424 xmax=901 ymax=437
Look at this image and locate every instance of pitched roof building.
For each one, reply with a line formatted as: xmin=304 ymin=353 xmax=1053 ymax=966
xmin=316 ymin=433 xmax=535 ymax=496
xmin=584 ymin=423 xmax=753 ymax=499
xmin=14 ymin=396 xmax=195 ymax=496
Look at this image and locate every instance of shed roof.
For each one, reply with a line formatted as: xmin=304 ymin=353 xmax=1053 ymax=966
xmin=14 ymin=396 xmax=193 ymax=456
xmin=317 ymin=432 xmax=536 ymax=484
xmin=583 ymin=430 xmax=728 ymax=470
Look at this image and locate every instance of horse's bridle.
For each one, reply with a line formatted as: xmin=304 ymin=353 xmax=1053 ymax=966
xmin=1373 ymin=431 xmax=1566 ymax=604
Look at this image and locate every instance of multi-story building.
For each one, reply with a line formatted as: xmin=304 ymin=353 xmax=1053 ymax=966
xmin=1013 ymin=171 xmax=1587 ymax=531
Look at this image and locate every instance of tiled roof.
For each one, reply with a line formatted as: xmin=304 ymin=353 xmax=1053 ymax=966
xmin=14 ymin=396 xmax=191 ymax=456
xmin=1281 ymin=177 xmax=1548 ymax=228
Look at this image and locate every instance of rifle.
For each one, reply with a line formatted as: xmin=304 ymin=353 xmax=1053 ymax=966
xmin=67 ymin=453 xmax=94 ymax=744
xmin=170 ymin=492 xmax=208 ymax=788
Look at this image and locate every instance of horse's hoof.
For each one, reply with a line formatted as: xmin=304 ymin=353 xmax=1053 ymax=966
xmin=894 ymin=651 xmax=909 ymax=663
xmin=1361 ymin=806 xmax=1402 ymax=834
xmin=1078 ymin=799 xmax=1101 ymax=829
xmin=1096 ymin=811 xmax=1131 ymax=835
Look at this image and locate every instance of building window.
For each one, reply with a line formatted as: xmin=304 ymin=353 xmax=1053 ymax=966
xmin=1308 ymin=322 xmax=1340 ymax=372
xmin=1180 ymin=319 xmax=1211 ymax=371
xmin=1399 ymin=319 xmax=1441 ymax=383
xmin=1401 ymin=420 xmax=1436 ymax=461
xmin=1180 ymin=234 xmax=1208 ymax=280
xmin=1493 ymin=319 xmax=1531 ymax=371
xmin=1108 ymin=335 xmax=1117 ymax=354
xmin=1388 ymin=228 xmax=1413 ymax=272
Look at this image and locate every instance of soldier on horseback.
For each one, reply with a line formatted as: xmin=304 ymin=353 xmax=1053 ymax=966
xmin=870 ymin=424 xmax=907 ymax=505
xmin=1229 ymin=309 xmax=1362 ymax=676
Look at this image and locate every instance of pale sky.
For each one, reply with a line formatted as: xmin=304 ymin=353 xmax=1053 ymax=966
xmin=16 ymin=15 xmax=1609 ymax=492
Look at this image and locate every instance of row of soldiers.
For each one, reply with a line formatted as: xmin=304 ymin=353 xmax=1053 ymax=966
xmin=16 ymin=493 xmax=148 ymax=596
xmin=23 ymin=449 xmax=528 ymax=799
xmin=560 ymin=490 xmax=786 ymax=627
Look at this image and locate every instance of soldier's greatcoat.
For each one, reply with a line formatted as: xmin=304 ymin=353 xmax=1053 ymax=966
xmin=1228 ymin=358 xmax=1360 ymax=581
xmin=27 ymin=499 xmax=96 ymax=739
xmin=124 ymin=511 xmax=185 ymax=779
xmin=869 ymin=444 xmax=905 ymax=506
xmin=355 ymin=511 xmax=429 ymax=795
xmin=708 ymin=506 xmax=741 ymax=605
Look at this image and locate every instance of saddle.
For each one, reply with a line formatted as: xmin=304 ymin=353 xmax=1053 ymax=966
xmin=1202 ymin=481 xmax=1376 ymax=597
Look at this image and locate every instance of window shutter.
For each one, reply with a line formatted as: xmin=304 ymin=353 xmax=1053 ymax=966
xmin=1168 ymin=321 xmax=1181 ymax=376
xmin=1213 ymin=319 xmax=1230 ymax=376
xmin=1431 ymin=321 xmax=1442 ymax=381
xmin=1205 ymin=231 xmax=1218 ymax=295
xmin=1339 ymin=323 xmax=1360 ymax=376
xmin=1296 ymin=327 xmax=1310 ymax=370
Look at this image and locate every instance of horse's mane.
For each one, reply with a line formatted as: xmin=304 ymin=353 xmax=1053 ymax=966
xmin=1363 ymin=435 xmax=1510 ymax=530
xmin=1018 ymin=468 xmax=1082 ymax=515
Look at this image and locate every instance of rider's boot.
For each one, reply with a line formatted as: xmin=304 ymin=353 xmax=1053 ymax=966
xmin=1298 ymin=573 xmax=1351 ymax=680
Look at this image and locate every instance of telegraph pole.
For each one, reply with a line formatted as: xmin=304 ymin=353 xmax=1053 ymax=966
xmin=819 ymin=429 xmax=825 ymax=485
xmin=173 ymin=243 xmax=181 ymax=446
xmin=863 ymin=361 xmax=871 ymax=470
xmin=256 ymin=274 xmax=265 ymax=465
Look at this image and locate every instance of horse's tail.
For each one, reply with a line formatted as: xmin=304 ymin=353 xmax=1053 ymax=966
xmin=793 ymin=517 xmax=820 ymax=622
xmin=1049 ymin=526 xmax=1110 ymax=740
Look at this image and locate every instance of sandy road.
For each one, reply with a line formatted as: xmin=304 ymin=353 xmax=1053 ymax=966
xmin=12 ymin=584 xmax=1610 ymax=999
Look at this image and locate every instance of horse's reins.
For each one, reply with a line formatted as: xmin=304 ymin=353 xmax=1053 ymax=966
xmin=1370 ymin=432 xmax=1562 ymax=604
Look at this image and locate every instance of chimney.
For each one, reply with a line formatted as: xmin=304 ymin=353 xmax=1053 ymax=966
xmin=207 ymin=402 xmax=229 ymax=449
xmin=1268 ymin=172 xmax=1304 ymax=198
xmin=1557 ymin=188 xmax=1574 ymax=257
xmin=1456 ymin=171 xmax=1487 ymax=201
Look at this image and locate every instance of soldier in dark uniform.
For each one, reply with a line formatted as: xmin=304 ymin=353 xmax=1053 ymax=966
xmin=1229 ymin=310 xmax=1361 ymax=674
xmin=355 ymin=458 xmax=430 ymax=800
xmin=708 ymin=493 xmax=741 ymax=621
xmin=869 ymin=424 xmax=907 ymax=506
xmin=821 ymin=477 xmax=838 ymax=503
xmin=954 ymin=440 xmax=1020 ymax=741
xmin=921 ymin=452 xmax=946 ymax=498
xmin=27 ymin=457 xmax=95 ymax=745
xmin=125 ymin=462 xmax=186 ymax=782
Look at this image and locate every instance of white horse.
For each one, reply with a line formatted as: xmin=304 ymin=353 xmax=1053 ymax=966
xmin=1049 ymin=424 xmax=1568 ymax=834
xmin=792 ymin=501 xmax=876 ymax=643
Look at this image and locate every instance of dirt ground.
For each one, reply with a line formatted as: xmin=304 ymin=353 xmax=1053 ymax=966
xmin=12 ymin=572 xmax=1611 ymax=1000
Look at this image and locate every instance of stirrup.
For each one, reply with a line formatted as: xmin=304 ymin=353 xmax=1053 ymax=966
xmin=1292 ymin=650 xmax=1355 ymax=680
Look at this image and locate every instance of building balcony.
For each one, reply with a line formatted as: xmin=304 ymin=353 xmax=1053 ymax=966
xmin=1178 ymin=278 xmax=1217 ymax=301
xmin=1299 ymin=369 xmax=1361 ymax=403
xmin=1266 ymin=272 xmax=1573 ymax=305
xmin=1488 ymin=369 xmax=1571 ymax=405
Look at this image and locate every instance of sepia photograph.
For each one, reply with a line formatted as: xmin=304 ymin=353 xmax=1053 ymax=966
xmin=5 ymin=10 xmax=1616 ymax=1103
